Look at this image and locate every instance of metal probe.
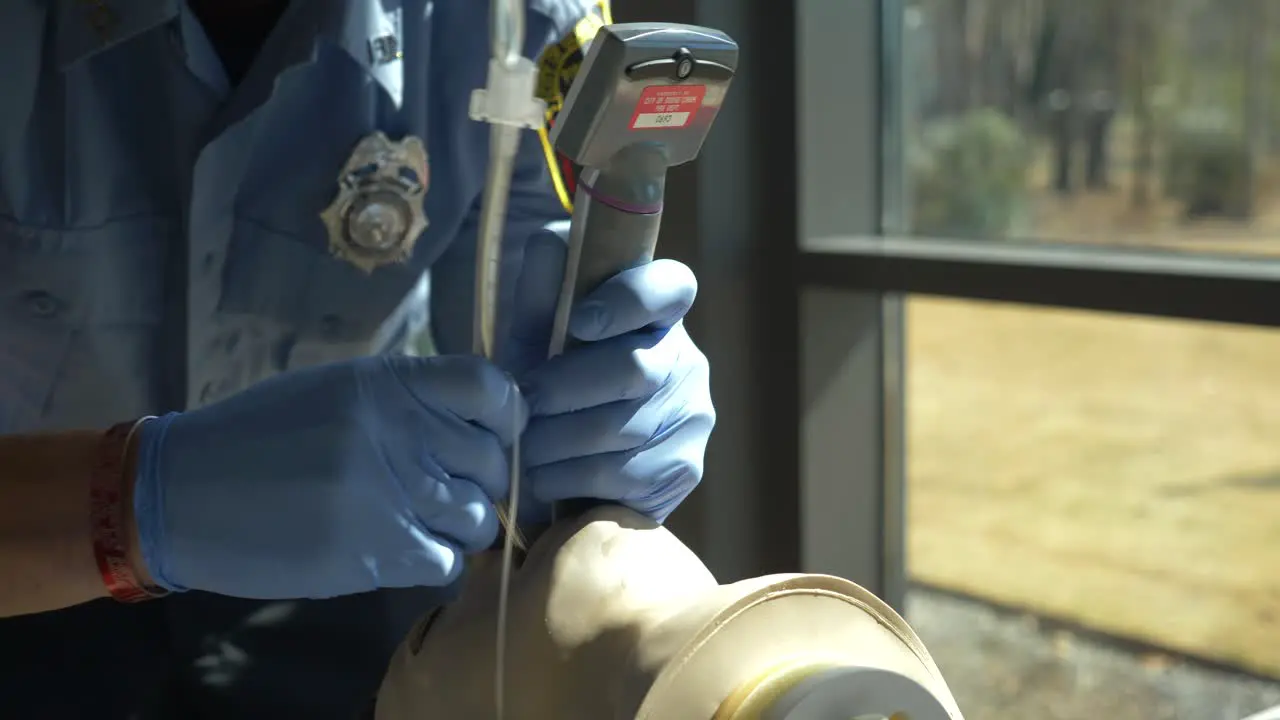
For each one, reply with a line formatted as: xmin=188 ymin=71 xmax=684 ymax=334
xmin=467 ymin=1 xmax=546 ymax=716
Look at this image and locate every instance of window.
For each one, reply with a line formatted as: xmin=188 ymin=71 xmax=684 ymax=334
xmin=796 ymin=0 xmax=1280 ymax=717
xmin=901 ymin=0 xmax=1280 ymax=258
xmin=881 ymin=2 xmax=1280 ymax=715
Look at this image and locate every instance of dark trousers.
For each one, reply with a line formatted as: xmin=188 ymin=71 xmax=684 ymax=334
xmin=0 ymin=586 xmax=452 ymax=719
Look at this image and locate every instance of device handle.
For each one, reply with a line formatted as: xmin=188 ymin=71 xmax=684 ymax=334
xmin=546 ymin=143 xmax=668 ymax=357
xmin=545 ymin=143 xmax=669 ymax=523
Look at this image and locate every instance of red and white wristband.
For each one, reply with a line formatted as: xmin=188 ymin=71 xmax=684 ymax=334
xmin=89 ymin=416 xmax=169 ymax=603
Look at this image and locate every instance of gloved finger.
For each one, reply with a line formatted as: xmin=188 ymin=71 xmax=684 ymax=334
xmin=569 ymin=259 xmax=697 ymax=342
xmin=375 ymin=529 xmax=467 ymax=588
xmin=504 ymin=227 xmax=569 ymax=376
xmin=404 ymin=475 xmax=501 ymax=554
xmin=521 ymin=397 xmax=656 ymax=468
xmin=525 ymin=413 xmax=710 ymax=523
xmin=521 ymin=326 xmax=680 ymax=417
xmin=384 ymin=355 xmax=528 ymax=446
xmin=427 ymin=416 xmax=511 ymax=503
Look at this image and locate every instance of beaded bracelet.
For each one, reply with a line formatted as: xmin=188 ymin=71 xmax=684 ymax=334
xmin=89 ymin=417 xmax=168 ymax=603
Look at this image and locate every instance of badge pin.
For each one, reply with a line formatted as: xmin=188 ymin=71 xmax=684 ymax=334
xmin=369 ymin=34 xmax=404 ymax=66
xmin=320 ymin=132 xmax=429 ymax=273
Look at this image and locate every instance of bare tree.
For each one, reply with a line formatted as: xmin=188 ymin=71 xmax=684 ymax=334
xmin=1123 ymin=0 xmax=1160 ymax=207
xmin=962 ymin=0 xmax=991 ymax=108
xmin=1242 ymin=0 xmax=1270 ymax=212
xmin=997 ymin=0 xmax=1048 ymax=127
xmin=1082 ymin=0 xmax=1123 ymax=189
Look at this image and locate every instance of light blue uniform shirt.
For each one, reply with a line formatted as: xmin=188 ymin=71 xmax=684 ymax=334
xmin=0 ymin=1 xmax=591 ymax=717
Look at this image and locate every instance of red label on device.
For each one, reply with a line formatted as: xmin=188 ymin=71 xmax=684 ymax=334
xmin=629 ymin=84 xmax=707 ymax=130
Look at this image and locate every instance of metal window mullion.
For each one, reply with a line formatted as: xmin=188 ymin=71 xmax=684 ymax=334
xmin=797 ymin=0 xmax=906 ymax=608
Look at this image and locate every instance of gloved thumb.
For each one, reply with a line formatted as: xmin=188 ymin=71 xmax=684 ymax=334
xmin=504 ymin=224 xmax=569 ymax=377
xmin=568 ymin=259 xmax=697 ymax=342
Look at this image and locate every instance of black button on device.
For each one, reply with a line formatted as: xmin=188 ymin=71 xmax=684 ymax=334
xmin=674 ymin=48 xmax=694 ymax=79
xmin=21 ymin=290 xmax=62 ymax=319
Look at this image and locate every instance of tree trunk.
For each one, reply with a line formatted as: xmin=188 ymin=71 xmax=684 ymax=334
xmin=935 ymin=0 xmax=973 ymax=114
xmin=963 ymin=0 xmax=991 ymax=108
xmin=1243 ymin=0 xmax=1269 ymax=215
xmin=1128 ymin=0 xmax=1157 ymax=208
xmin=1052 ymin=100 xmax=1075 ymax=194
xmin=1046 ymin=0 xmax=1079 ymax=194
xmin=1085 ymin=106 xmax=1115 ymax=189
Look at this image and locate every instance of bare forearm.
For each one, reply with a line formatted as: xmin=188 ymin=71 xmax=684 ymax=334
xmin=0 ymin=429 xmax=149 ymax=617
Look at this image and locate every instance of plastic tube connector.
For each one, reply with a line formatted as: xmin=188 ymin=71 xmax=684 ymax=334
xmin=469 ymin=57 xmax=547 ymax=130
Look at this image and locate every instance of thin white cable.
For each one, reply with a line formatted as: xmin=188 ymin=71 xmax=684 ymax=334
xmin=494 ymin=383 xmax=523 ymax=720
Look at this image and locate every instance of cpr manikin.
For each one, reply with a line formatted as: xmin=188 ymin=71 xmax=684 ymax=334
xmin=374 ymin=505 xmax=965 ymax=720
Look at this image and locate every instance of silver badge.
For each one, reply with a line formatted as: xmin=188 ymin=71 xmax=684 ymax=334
xmin=320 ymin=132 xmax=430 ymax=273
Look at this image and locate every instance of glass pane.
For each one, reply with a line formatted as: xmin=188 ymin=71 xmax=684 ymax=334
xmin=900 ymin=0 xmax=1280 ymax=256
xmin=904 ymin=295 xmax=1280 ymax=718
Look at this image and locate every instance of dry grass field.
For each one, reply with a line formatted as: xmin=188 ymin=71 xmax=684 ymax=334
xmin=906 ymin=293 xmax=1280 ymax=679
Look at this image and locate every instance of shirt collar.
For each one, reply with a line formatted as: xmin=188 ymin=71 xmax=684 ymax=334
xmin=55 ymin=0 xmax=408 ymax=105
xmin=309 ymin=0 xmax=406 ymax=105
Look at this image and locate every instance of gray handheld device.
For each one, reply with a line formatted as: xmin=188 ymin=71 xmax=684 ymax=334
xmin=545 ymin=23 xmax=738 ymax=522
xmin=546 ymin=22 xmax=739 ymax=356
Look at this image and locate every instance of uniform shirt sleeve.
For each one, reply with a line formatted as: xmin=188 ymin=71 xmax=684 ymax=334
xmin=428 ymin=0 xmax=611 ymax=366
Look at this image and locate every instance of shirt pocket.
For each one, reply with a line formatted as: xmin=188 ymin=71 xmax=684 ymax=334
xmin=215 ymin=217 xmax=428 ymax=370
xmin=0 ymin=217 xmax=167 ymax=432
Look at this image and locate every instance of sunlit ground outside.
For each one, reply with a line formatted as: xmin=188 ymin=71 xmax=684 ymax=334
xmin=905 ymin=298 xmax=1280 ymax=717
xmin=907 ymin=297 xmax=1280 ymax=676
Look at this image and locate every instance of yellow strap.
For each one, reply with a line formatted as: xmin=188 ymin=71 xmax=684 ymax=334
xmin=534 ymin=0 xmax=613 ymax=215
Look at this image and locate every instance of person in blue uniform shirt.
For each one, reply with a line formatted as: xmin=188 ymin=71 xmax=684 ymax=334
xmin=0 ymin=1 xmax=715 ymax=718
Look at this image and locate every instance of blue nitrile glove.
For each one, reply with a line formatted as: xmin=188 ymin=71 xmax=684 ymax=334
xmin=507 ymin=230 xmax=715 ymax=523
xmin=130 ymin=355 xmax=525 ymax=600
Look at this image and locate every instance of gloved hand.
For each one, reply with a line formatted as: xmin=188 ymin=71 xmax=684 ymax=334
xmin=506 ymin=230 xmax=715 ymax=523
xmin=130 ymin=355 xmax=525 ymax=600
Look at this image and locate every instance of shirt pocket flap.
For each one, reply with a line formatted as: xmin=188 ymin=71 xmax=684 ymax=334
xmin=217 ymin=218 xmax=423 ymax=346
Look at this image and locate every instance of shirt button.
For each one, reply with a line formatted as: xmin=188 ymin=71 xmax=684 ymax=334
xmin=319 ymin=314 xmax=343 ymax=338
xmin=21 ymin=290 xmax=62 ymax=319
